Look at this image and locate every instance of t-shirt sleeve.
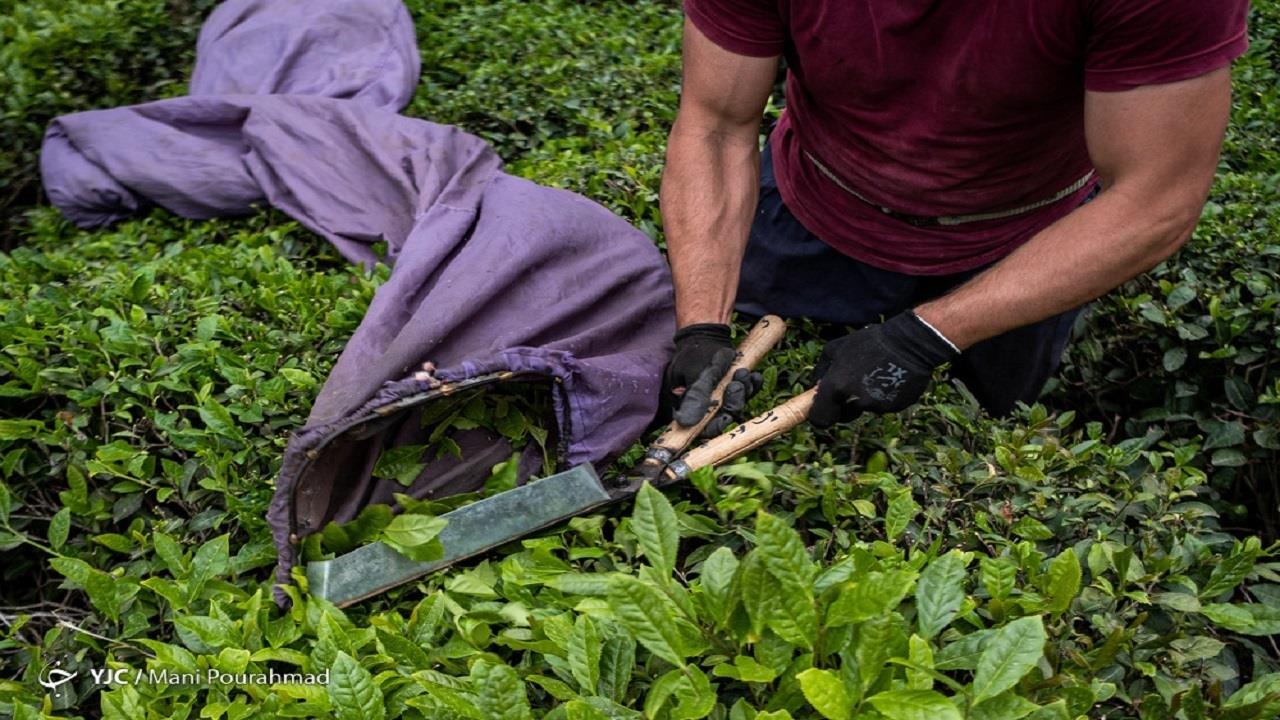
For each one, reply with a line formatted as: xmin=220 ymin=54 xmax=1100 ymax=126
xmin=683 ymin=0 xmax=785 ymax=58
xmin=1085 ymin=0 xmax=1250 ymax=91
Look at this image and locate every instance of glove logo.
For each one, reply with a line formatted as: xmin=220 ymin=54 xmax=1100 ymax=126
xmin=861 ymin=362 xmax=908 ymax=402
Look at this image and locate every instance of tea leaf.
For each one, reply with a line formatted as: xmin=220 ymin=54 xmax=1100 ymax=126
xmin=972 ymin=616 xmax=1047 ymax=703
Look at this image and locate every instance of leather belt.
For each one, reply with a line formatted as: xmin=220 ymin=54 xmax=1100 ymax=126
xmin=804 ymin=150 xmax=1096 ymax=227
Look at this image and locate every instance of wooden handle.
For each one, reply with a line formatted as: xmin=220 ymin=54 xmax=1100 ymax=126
xmin=664 ymin=388 xmax=816 ymax=481
xmin=639 ymin=315 xmax=787 ymax=475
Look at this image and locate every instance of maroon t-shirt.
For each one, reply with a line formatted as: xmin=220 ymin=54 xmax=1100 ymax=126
xmin=685 ymin=0 xmax=1250 ymax=274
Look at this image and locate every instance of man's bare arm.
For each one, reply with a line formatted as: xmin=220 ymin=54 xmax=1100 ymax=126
xmin=915 ymin=68 xmax=1232 ymax=349
xmin=661 ymin=19 xmax=778 ymax=328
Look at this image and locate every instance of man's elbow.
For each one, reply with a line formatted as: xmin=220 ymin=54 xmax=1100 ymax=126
xmin=1118 ymin=179 xmax=1213 ymax=261
xmin=1152 ymin=192 xmax=1209 ymax=257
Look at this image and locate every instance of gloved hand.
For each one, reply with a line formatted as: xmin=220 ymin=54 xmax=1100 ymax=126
xmin=662 ymin=323 xmax=762 ymax=434
xmin=809 ymin=311 xmax=959 ymax=428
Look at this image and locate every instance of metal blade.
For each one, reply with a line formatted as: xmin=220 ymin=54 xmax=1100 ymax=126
xmin=307 ymin=464 xmax=611 ymax=607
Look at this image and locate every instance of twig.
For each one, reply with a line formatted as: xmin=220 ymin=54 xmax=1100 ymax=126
xmin=57 ymin=620 xmax=154 ymax=658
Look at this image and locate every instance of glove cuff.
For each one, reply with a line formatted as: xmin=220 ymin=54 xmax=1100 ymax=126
xmin=885 ymin=311 xmax=960 ymax=369
xmin=673 ymin=323 xmax=732 ymax=344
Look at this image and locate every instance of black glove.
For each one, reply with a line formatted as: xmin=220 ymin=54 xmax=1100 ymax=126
xmin=662 ymin=324 xmax=762 ymax=433
xmin=809 ymin=311 xmax=959 ymax=428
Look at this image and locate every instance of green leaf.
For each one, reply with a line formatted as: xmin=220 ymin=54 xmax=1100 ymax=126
xmin=1010 ymin=517 xmax=1053 ymax=541
xmin=713 ymin=655 xmax=779 ymax=683
xmin=376 ymin=627 xmax=432 ymax=672
xmin=826 ymin=568 xmax=917 ymax=626
xmin=645 ymin=667 xmax=715 ymax=720
xmin=1224 ymin=376 xmax=1255 ymax=410
xmin=372 ymin=444 xmax=428 ymax=487
xmin=1211 ymin=448 xmax=1248 ymax=467
xmin=570 ymin=697 xmax=644 ymax=720
xmin=607 ymin=575 xmax=687 ymax=667
xmin=1201 ymin=537 xmax=1261 ymax=599
xmin=1201 ymin=603 xmax=1280 ymax=635
xmin=51 ymin=556 xmax=139 ymax=622
xmin=100 ymin=685 xmax=145 ymax=720
xmin=549 ymin=572 xmax=613 ymax=596
xmin=980 ymin=557 xmax=1017 ymax=601
xmin=0 ymin=419 xmax=44 ymax=440
xmin=934 ymin=629 xmax=993 ymax=671
xmin=855 ymin=613 xmax=895 ymax=690
xmin=867 ymin=689 xmax=962 ymax=720
xmin=644 ymin=669 xmax=684 ymax=718
xmin=414 ymin=670 xmax=483 ymax=718
xmin=1152 ymin=591 xmax=1201 ymax=612
xmin=280 ymin=367 xmax=317 ymax=389
xmin=755 ymin=511 xmax=816 ymax=588
xmin=381 ymin=513 xmax=447 ymax=562
xmin=906 ymin=634 xmax=934 ymax=690
xmin=472 ymin=659 xmax=532 ymax=720
xmin=755 ymin=512 xmax=819 ymax=648
xmin=796 ymin=668 xmax=854 ymax=720
xmin=915 ymin=551 xmax=966 ymax=639
xmin=737 ymin=551 xmax=771 ymax=637
xmin=598 ymin=625 xmax=636 ymax=702
xmin=484 ymin=453 xmax=521 ymax=494
xmin=970 ymin=692 xmax=1039 ymax=720
xmin=47 ymin=507 xmax=71 ymax=550
xmin=1202 ymin=419 xmax=1246 ymax=451
xmin=972 ymin=615 xmax=1047 ymax=703
xmin=885 ymin=490 xmax=919 ymax=540
xmin=153 ymin=531 xmax=188 ymax=576
xmin=1042 ymin=549 xmax=1080 ymax=615
xmin=1224 ymin=672 xmax=1280 ymax=710
xmin=1166 ymin=283 xmax=1196 ymax=308
xmin=564 ymin=700 xmax=610 ymax=720
xmin=633 ymin=482 xmax=679 ymax=577
xmin=569 ymin=614 xmax=602 ymax=696
xmin=329 ymin=652 xmax=384 ymax=720
xmin=188 ymin=533 xmax=230 ymax=601
xmin=198 ymin=397 xmax=242 ymax=439
xmin=528 ymin=674 xmax=578 ymax=701
xmin=1162 ymin=347 xmax=1187 ymax=372
xmin=699 ymin=546 xmax=739 ymax=624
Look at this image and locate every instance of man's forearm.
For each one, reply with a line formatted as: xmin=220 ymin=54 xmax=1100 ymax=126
xmin=660 ymin=121 xmax=761 ymax=327
xmin=914 ymin=183 xmax=1205 ymax=350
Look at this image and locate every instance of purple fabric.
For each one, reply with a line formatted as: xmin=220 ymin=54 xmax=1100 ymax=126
xmin=39 ymin=0 xmax=675 ymax=604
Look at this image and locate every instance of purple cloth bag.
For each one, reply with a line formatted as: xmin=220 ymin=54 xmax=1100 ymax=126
xmin=39 ymin=0 xmax=675 ymax=604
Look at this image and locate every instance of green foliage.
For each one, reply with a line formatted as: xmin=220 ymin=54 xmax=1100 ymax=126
xmin=2 ymin=0 xmax=1280 ymax=719
xmin=0 ymin=0 xmax=216 ymax=242
xmin=1054 ymin=0 xmax=1280 ymax=539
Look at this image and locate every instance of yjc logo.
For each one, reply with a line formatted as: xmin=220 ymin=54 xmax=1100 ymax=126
xmin=38 ymin=660 xmax=132 ymax=694
xmin=37 ymin=661 xmax=77 ymax=693
xmin=88 ymin=667 xmax=131 ymax=685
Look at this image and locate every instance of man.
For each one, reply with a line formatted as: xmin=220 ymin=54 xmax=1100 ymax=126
xmin=659 ymin=0 xmax=1250 ymax=430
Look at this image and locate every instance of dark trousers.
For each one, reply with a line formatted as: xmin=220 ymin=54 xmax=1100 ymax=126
xmin=735 ymin=144 xmax=1086 ymax=416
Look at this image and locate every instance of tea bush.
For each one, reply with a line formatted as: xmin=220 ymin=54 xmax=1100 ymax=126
xmin=2 ymin=0 xmax=1280 ymax=719
xmin=1054 ymin=2 xmax=1280 ymax=539
xmin=0 ymin=0 xmax=216 ymax=244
